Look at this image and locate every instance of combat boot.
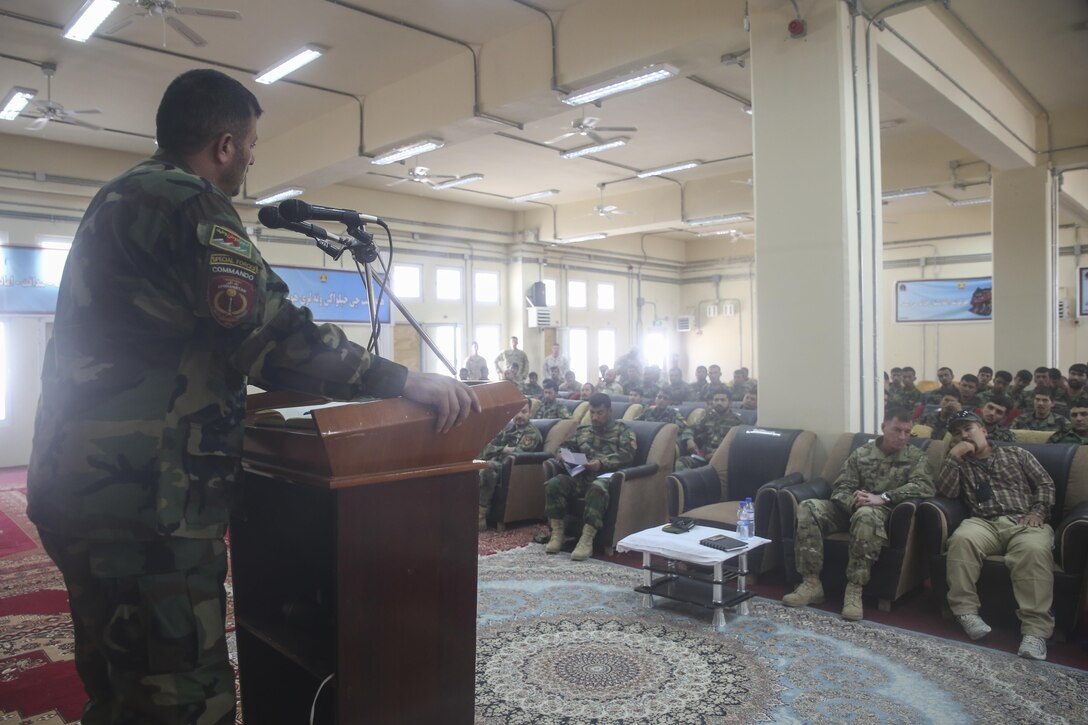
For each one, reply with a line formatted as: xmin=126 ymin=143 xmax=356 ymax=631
xmin=782 ymin=575 xmax=825 ymax=607
xmin=841 ymin=582 xmax=864 ymax=621
xmin=570 ymin=524 xmax=597 ymax=561
xmin=478 ymin=506 xmax=488 ymax=532
xmin=545 ymin=519 xmax=565 ymax=554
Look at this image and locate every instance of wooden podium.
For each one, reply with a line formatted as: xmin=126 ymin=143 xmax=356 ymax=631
xmin=231 ymin=382 xmax=524 ymax=724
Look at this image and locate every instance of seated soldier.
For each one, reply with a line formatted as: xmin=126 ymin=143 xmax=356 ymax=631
xmin=940 ymin=410 xmax=1056 ymax=660
xmin=627 ymin=388 xmax=644 ymax=406
xmin=663 ymin=367 xmax=692 ymax=403
xmin=596 ymin=368 xmax=624 ymax=396
xmin=980 ymin=370 xmax=1012 ymax=404
xmin=727 ymin=368 xmax=754 ymax=402
xmin=977 ymin=366 xmax=994 ymax=391
xmin=979 ymin=396 xmax=1016 ymax=442
xmin=692 ymin=365 xmax=710 ymax=402
xmin=576 ymin=382 xmax=596 ymax=401
xmin=522 ymin=371 xmax=544 ymax=397
xmin=544 ymin=393 xmax=637 ymax=561
xmin=642 ymin=366 xmax=663 ymax=400
xmin=477 ymin=399 xmax=544 ymax=530
xmin=782 ymin=407 xmax=933 ymax=620
xmin=559 ymin=370 xmax=581 ymax=393
xmin=1008 ymin=369 xmax=1034 ymax=410
xmin=741 ymin=391 xmax=758 ymax=410
xmin=1048 ymin=399 xmax=1088 ymax=444
xmin=1065 ymin=363 xmax=1088 ymax=405
xmin=924 ymin=366 xmax=958 ymax=404
xmin=535 ymin=379 xmax=571 ymax=419
xmin=1048 ymin=367 xmax=1071 ymax=415
xmin=919 ymin=389 xmax=962 ymax=440
xmin=637 ymin=390 xmax=696 ymax=465
xmin=888 ymin=366 xmax=923 ymax=409
xmin=622 ymin=364 xmax=643 ymax=394
xmin=1011 ymin=387 xmax=1070 ymax=433
xmin=676 ymin=386 xmax=742 ymax=470
xmin=889 ymin=367 xmax=903 ymax=396
xmin=958 ymin=374 xmax=984 ymax=410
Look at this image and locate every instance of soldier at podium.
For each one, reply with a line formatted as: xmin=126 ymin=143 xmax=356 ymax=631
xmin=25 ymin=69 xmax=478 ymax=725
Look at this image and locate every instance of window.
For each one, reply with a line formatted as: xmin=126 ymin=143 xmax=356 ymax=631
xmin=392 ymin=264 xmax=421 ymax=299
xmin=423 ymin=324 xmax=462 ymax=375
xmin=474 ymin=270 xmax=499 ymax=304
xmin=568 ymin=328 xmax=588 ymax=385
xmin=474 ymin=325 xmax=501 ymax=376
xmin=543 ymin=278 xmax=557 ymax=306
xmin=568 ymin=280 xmax=587 ymax=308
xmin=597 ymin=283 xmax=615 ymax=311
xmin=436 ymin=267 xmax=463 ymax=301
xmin=642 ymin=331 xmax=669 ymax=372
xmin=597 ymin=329 xmax=615 ymax=371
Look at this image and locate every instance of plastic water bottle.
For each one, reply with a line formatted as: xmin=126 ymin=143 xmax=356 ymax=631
xmin=736 ymin=499 xmax=751 ymax=539
xmin=744 ymin=497 xmax=755 ymax=539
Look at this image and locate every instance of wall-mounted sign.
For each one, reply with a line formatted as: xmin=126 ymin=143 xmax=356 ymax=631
xmin=895 ymin=277 xmax=993 ymax=322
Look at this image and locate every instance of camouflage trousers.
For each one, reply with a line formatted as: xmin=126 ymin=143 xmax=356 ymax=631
xmin=544 ymin=473 xmax=610 ymax=529
xmin=794 ymin=499 xmax=890 ymax=585
xmin=38 ymin=531 xmax=235 ymax=725
xmin=478 ymin=459 xmax=504 ymax=510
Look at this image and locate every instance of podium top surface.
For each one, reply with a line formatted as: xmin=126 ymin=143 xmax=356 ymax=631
xmin=243 ymin=381 xmax=526 ymax=488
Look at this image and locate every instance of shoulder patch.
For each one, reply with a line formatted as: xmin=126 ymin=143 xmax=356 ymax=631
xmin=207 ymin=252 xmax=258 ymax=328
xmin=209 ymin=224 xmax=253 ymax=258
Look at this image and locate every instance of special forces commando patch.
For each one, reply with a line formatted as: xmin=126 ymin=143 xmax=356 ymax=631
xmin=208 ymin=252 xmax=258 ymax=328
xmin=208 ymin=224 xmax=253 ymax=258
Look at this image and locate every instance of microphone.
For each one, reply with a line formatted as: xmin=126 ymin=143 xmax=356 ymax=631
xmin=278 ymin=199 xmax=381 ymax=227
xmin=258 ymin=205 xmax=332 ymax=241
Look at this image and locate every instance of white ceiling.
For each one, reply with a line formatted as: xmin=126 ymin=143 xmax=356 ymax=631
xmin=0 ymin=0 xmax=1085 ymax=242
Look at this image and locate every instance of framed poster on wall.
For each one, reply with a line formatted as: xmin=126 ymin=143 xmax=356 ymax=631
xmin=1078 ymin=268 xmax=1088 ymax=317
xmin=895 ymin=277 xmax=993 ymax=322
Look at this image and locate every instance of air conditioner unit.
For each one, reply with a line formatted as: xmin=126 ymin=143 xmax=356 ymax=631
xmin=676 ymin=315 xmax=695 ymax=332
xmin=527 ymin=307 xmax=554 ymax=327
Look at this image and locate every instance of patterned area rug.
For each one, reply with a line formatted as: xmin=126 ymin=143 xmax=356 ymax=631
xmin=477 ymin=546 xmax=1088 ymax=724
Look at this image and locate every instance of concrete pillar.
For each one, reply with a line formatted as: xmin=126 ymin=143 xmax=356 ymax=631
xmin=992 ymin=166 xmax=1054 ymax=369
xmin=750 ymin=1 xmax=883 ymax=447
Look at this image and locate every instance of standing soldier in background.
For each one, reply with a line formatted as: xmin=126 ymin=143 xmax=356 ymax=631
xmin=464 ymin=341 xmax=489 ymax=380
xmin=24 ymin=69 xmax=478 ymax=724
xmin=544 ymin=394 xmax=637 ymax=561
xmin=495 ymin=335 xmax=530 ymax=383
xmin=543 ymin=343 xmax=569 ymax=379
xmin=477 ymin=400 xmax=543 ymax=530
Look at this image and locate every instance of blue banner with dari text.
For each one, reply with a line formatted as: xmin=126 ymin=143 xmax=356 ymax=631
xmin=895 ymin=277 xmax=992 ymax=322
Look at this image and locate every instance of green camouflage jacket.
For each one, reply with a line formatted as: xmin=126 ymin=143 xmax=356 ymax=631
xmin=1047 ymin=428 xmax=1088 ymax=445
xmin=495 ymin=349 xmax=529 ymax=381
xmin=1011 ymin=411 xmax=1070 ymax=432
xmin=560 ymin=419 xmax=637 ymax=479
xmin=638 ymin=405 xmax=694 ymax=446
xmin=521 ymin=382 xmax=544 ymax=396
xmin=534 ymin=400 xmax=571 ymax=419
xmin=26 ymin=153 xmax=407 ymax=542
xmin=480 ymin=420 xmax=544 ymax=461
xmin=985 ymin=424 xmax=1017 ymax=442
xmin=690 ymin=407 xmax=743 ymax=455
xmin=888 ymin=386 xmax=923 ymax=410
xmin=662 ymin=382 xmax=692 ymax=404
xmin=831 ymin=439 xmax=934 ymax=509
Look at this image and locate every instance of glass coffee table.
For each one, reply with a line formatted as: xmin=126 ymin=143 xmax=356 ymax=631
xmin=617 ymin=524 xmax=770 ymax=629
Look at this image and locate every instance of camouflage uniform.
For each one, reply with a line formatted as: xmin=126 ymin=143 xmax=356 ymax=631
xmin=663 ymin=381 xmax=692 ymax=404
xmin=795 ymin=439 xmax=933 ymax=585
xmin=464 ymin=353 xmax=489 ymax=380
xmin=544 ymin=420 xmax=637 ymax=529
xmin=478 ymin=420 xmax=544 ymax=511
xmin=888 ymin=386 xmax=923 ymax=410
xmin=985 ymin=424 xmax=1017 ymax=442
xmin=26 ymin=152 xmax=408 ymax=724
xmin=596 ymin=380 xmax=625 ymax=396
xmin=559 ymin=379 xmax=582 ymax=393
xmin=495 ymin=348 xmax=530 ymax=383
xmin=675 ymin=407 xmax=742 ymax=470
xmin=535 ymin=400 xmax=572 ymax=419
xmin=521 ymin=381 xmax=544 ymax=396
xmin=918 ymin=409 xmax=955 ymax=440
xmin=1047 ymin=429 xmax=1088 ymax=445
xmin=638 ymin=405 xmax=695 ymax=451
xmin=727 ymin=380 xmax=756 ymax=402
xmin=1011 ymin=411 xmax=1070 ymax=432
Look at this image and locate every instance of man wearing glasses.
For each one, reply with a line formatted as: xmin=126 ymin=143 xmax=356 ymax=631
xmin=939 ymin=411 xmax=1056 ymax=660
xmin=1048 ymin=400 xmax=1088 ymax=444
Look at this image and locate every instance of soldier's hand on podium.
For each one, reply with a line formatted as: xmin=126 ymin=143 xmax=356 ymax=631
xmin=402 ymin=372 xmax=482 ymax=433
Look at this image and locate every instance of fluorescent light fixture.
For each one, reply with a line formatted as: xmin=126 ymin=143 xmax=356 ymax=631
xmin=371 ymin=138 xmax=445 ymax=166
xmin=431 ymin=173 xmax=483 ymax=191
xmin=697 ymin=229 xmax=737 ymax=237
xmin=636 ymin=160 xmax=701 ymax=178
xmin=0 ymin=87 xmax=36 ymax=121
xmin=879 ymin=118 xmax=904 ymax=130
xmin=255 ymin=45 xmax=326 ymax=85
xmin=949 ymin=196 xmax=992 ymax=207
xmin=511 ymin=189 xmax=559 ymax=203
xmin=558 ymin=233 xmax=607 ymax=244
xmin=255 ymin=188 xmax=304 ymax=205
xmin=561 ymin=64 xmax=678 ymax=106
xmin=685 ymin=213 xmax=750 ymax=227
xmin=741 ymin=105 xmax=753 ymax=115
xmin=881 ymin=187 xmax=931 ymax=201
xmin=560 ymin=137 xmax=629 ymax=159
xmin=64 ymin=0 xmax=119 ymax=42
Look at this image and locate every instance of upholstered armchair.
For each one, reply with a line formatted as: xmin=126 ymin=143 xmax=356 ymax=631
xmin=544 ymin=420 xmax=678 ymax=555
xmin=560 ymin=398 xmax=588 ymax=422
xmin=666 ymin=425 xmax=817 ymax=575
xmin=489 ymin=417 xmax=579 ymax=530
xmin=777 ymin=433 xmax=947 ymax=611
xmin=918 ymin=441 xmax=1088 ymax=637
xmin=676 ymin=402 xmax=706 ymax=426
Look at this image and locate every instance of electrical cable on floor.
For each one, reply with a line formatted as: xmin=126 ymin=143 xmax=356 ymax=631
xmin=311 ymin=673 xmax=335 ymax=725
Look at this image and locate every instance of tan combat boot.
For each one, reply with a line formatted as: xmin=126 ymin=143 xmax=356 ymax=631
xmin=841 ymin=582 xmax=864 ymax=621
xmin=545 ymin=519 xmax=565 ymax=554
xmin=570 ymin=524 xmax=598 ymax=561
xmin=478 ymin=506 xmax=489 ymax=532
xmin=782 ymin=575 xmax=825 ymax=607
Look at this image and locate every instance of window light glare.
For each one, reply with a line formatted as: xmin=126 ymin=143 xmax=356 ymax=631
xmin=255 ymin=45 xmax=326 ymax=85
xmin=0 ymin=88 xmax=37 ymax=121
xmin=64 ymin=0 xmax=119 ymax=42
xmin=560 ymin=137 xmax=629 ymax=160
xmin=511 ymin=189 xmax=559 ymax=203
xmin=561 ymin=64 xmax=678 ymax=106
xmin=636 ymin=160 xmax=701 ymax=178
xmin=371 ymin=139 xmax=445 ymax=165
xmin=255 ymin=188 xmax=305 ymax=205
xmin=431 ymin=173 xmax=483 ymax=190
xmin=558 ymin=233 xmax=607 ymax=244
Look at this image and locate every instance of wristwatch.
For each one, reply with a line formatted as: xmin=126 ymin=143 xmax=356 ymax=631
xmin=880 ymin=492 xmax=892 ymax=505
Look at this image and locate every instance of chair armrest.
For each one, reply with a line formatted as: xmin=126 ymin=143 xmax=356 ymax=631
xmin=1055 ymin=500 xmax=1088 ymax=575
xmin=542 ymin=458 xmax=563 ymax=479
xmin=617 ymin=463 xmax=659 ymax=482
xmin=886 ymin=499 xmax=921 ymax=548
xmin=666 ymin=466 xmax=721 ymax=516
xmin=510 ymin=451 xmax=555 ymax=465
xmin=754 ymin=473 xmax=804 ymax=536
xmin=917 ymin=497 xmax=968 ymax=559
xmin=779 ymin=476 xmax=833 ymax=504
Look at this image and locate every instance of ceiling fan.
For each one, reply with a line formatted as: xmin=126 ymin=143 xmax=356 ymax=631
xmin=591 ymin=184 xmax=630 ymax=219
xmin=545 ymin=114 xmax=637 ymax=145
xmin=384 ymin=166 xmax=455 ymax=187
xmin=103 ymin=0 xmax=242 ymax=47
xmin=25 ymin=63 xmax=101 ymax=132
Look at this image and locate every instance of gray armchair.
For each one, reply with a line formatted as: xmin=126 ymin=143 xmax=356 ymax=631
xmin=489 ymin=417 xmax=579 ymax=530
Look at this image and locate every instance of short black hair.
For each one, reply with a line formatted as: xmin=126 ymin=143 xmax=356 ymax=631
xmin=995 ymin=370 xmax=1012 ymax=383
xmin=1048 ymin=368 xmax=1063 ymax=380
xmin=978 ymin=366 xmax=993 ymax=375
xmin=941 ymin=388 xmax=962 ymax=400
xmin=156 ymin=69 xmax=262 ymax=156
xmin=1034 ymin=366 xmax=1050 ymax=375
xmin=1034 ymin=386 xmax=1054 ymax=400
xmin=1071 ymin=364 xmax=1088 ymax=376
xmin=884 ymin=406 xmax=912 ymax=424
xmin=938 ymin=366 xmax=953 ymax=375
xmin=1070 ymin=397 xmax=1088 ymax=410
xmin=628 ymin=387 xmax=643 ymax=396
xmin=961 ymin=374 xmax=979 ymax=385
xmin=708 ymin=385 xmax=729 ymax=398
xmin=902 ymin=366 xmax=916 ymax=375
xmin=890 ymin=367 xmax=902 ymax=374
xmin=1015 ymin=369 xmax=1033 ymax=383
xmin=588 ymin=393 xmax=612 ymax=408
xmin=987 ymin=395 xmax=1011 ymax=410
xmin=542 ymin=379 xmax=558 ymax=391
